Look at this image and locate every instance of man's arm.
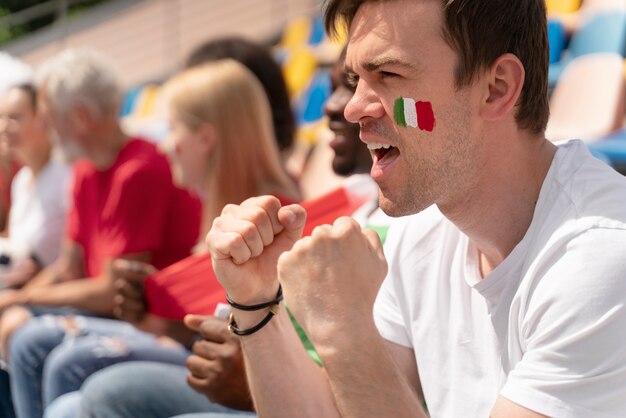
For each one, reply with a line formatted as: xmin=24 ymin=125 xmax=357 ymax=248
xmin=23 ymin=240 xmax=84 ymax=289
xmin=207 ymin=196 xmax=341 ymax=417
xmin=18 ymin=242 xmax=151 ymax=316
xmin=207 ymin=197 xmax=428 ymax=417
xmin=491 ymin=397 xmax=548 ymax=418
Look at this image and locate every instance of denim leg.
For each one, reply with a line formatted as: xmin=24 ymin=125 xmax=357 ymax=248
xmin=9 ymin=315 xmax=66 ymax=418
xmin=78 ymin=362 xmax=243 ymax=418
xmin=43 ymin=391 xmax=80 ymax=418
xmin=42 ymin=327 xmax=189 ymax=407
xmin=170 ymin=414 xmax=256 ymax=418
xmin=0 ymin=368 xmax=15 ymax=418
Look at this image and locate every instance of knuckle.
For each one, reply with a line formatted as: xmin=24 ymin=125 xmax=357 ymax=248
xmin=239 ymin=223 xmax=259 ymax=244
xmin=246 ymin=206 xmax=268 ymax=225
xmin=222 ymin=203 xmax=239 ymax=215
xmin=225 ymin=233 xmax=246 ymax=252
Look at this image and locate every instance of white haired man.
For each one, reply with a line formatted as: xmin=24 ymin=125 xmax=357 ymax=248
xmin=0 ymin=49 xmax=201 ymax=418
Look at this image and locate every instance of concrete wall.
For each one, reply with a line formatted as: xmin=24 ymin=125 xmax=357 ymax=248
xmin=4 ymin=0 xmax=321 ymax=87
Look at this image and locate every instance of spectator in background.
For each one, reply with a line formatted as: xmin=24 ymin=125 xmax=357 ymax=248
xmin=39 ymin=58 xmax=300 ymax=418
xmin=0 ymin=53 xmax=34 ymax=235
xmin=185 ymin=37 xmax=296 ymax=156
xmin=0 ymin=83 xmax=71 ymax=291
xmin=44 ymin=47 xmax=388 ymax=418
xmin=0 ymin=153 xmax=20 ymax=236
xmin=0 ymin=48 xmax=201 ymax=418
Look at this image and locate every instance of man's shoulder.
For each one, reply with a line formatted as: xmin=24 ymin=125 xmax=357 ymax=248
xmin=110 ymin=138 xmax=171 ymax=184
xmin=550 ymin=140 xmax=626 ymax=222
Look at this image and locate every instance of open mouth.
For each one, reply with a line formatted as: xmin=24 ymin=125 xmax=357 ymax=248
xmin=367 ymin=142 xmax=399 ymax=162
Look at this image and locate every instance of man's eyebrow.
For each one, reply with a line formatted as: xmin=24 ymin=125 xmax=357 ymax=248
xmin=361 ymin=57 xmax=420 ymax=73
xmin=343 ymin=57 xmax=419 ymax=75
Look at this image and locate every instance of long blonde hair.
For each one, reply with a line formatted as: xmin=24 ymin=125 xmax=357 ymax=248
xmin=163 ymin=59 xmax=300 ymax=235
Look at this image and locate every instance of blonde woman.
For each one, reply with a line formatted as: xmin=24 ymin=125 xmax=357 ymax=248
xmin=163 ymin=59 xmax=300 ymax=238
xmin=40 ymin=60 xmax=300 ymax=416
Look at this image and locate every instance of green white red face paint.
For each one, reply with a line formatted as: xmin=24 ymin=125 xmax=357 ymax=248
xmin=394 ymin=97 xmax=435 ymax=132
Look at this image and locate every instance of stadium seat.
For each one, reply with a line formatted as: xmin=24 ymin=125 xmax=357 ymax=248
xmin=548 ymin=11 xmax=626 ymax=88
xmin=548 ymin=19 xmax=568 ymax=63
xmin=280 ymin=16 xmax=312 ymax=49
xmin=546 ymin=53 xmax=625 ymax=142
xmin=296 ymin=68 xmax=331 ymax=125
xmin=282 ymin=46 xmax=317 ymax=97
xmin=547 ymin=0 xmax=582 ymax=14
xmin=587 ymin=128 xmax=626 ymax=173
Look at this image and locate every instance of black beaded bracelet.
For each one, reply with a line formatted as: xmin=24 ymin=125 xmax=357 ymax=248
xmin=226 ymin=284 xmax=283 ymax=311
xmin=228 ymin=303 xmax=280 ymax=336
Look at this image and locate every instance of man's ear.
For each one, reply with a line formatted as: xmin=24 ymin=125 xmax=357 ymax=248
xmin=480 ymin=53 xmax=525 ymax=122
xmin=70 ymin=104 xmax=93 ymax=135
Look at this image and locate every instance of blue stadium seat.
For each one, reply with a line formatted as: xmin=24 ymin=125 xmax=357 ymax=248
xmin=587 ymin=128 xmax=626 ymax=172
xmin=296 ymin=68 xmax=331 ymax=125
xmin=309 ymin=15 xmax=326 ymax=46
xmin=548 ymin=11 xmax=626 ymax=87
xmin=119 ymin=85 xmax=142 ymax=117
xmin=548 ymin=19 xmax=567 ymax=63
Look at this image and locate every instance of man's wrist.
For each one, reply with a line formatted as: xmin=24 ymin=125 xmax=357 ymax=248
xmin=225 ymin=281 xmax=281 ymax=309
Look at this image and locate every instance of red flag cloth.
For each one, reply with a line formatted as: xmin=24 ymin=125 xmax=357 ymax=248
xmin=145 ymin=187 xmax=370 ymax=320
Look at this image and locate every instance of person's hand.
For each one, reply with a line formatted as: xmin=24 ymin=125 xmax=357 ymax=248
xmin=184 ymin=314 xmax=253 ymax=411
xmin=277 ymin=217 xmax=388 ymax=344
xmin=2 ymin=257 xmax=40 ymax=289
xmin=111 ymin=259 xmax=156 ymax=324
xmin=206 ymin=195 xmax=306 ymax=306
xmin=0 ymin=288 xmax=21 ymax=312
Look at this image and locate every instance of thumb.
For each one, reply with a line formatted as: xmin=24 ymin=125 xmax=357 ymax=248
xmin=184 ymin=314 xmax=210 ymax=332
xmin=277 ymin=204 xmax=307 ymax=243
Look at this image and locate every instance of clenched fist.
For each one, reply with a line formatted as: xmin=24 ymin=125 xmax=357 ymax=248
xmin=206 ymin=195 xmax=306 ymax=306
xmin=278 ymin=217 xmax=388 ymax=345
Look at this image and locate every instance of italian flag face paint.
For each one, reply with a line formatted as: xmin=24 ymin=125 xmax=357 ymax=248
xmin=394 ymin=97 xmax=435 ymax=132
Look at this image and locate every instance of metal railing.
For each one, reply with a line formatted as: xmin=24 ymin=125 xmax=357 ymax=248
xmin=0 ymin=0 xmax=88 ymax=32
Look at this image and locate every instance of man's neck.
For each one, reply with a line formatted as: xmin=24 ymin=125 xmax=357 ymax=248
xmin=86 ymin=124 xmax=128 ymax=170
xmin=441 ymin=134 xmax=557 ymax=277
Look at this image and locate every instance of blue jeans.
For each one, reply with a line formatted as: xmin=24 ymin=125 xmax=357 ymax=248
xmin=0 ymin=368 xmax=15 ymax=418
xmin=9 ymin=315 xmax=189 ymax=418
xmin=45 ymin=361 xmax=255 ymax=418
xmin=172 ymin=415 xmax=256 ymax=418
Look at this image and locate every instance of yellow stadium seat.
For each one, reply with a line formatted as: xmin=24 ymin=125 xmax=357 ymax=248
xmin=136 ymin=84 xmax=160 ymax=120
xmin=546 ymin=0 xmax=582 ymax=14
xmin=282 ymin=47 xmax=317 ymax=97
xmin=280 ymin=17 xmax=312 ymax=49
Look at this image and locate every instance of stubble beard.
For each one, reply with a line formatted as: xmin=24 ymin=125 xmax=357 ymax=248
xmin=378 ymin=96 xmax=477 ymax=217
xmin=54 ymin=133 xmax=86 ymax=164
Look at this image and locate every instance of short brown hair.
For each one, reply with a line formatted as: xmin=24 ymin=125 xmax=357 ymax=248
xmin=324 ymin=0 xmax=549 ymax=134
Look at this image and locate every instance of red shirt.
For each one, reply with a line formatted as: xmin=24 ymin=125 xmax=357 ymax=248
xmin=67 ymin=138 xmax=201 ymax=277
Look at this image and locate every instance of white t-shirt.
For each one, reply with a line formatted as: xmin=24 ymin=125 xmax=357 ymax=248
xmin=0 ymin=158 xmax=72 ymax=268
xmin=375 ymin=140 xmax=626 ymax=418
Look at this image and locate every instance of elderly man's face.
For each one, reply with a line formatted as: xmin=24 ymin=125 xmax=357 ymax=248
xmin=344 ymin=0 xmax=485 ymax=216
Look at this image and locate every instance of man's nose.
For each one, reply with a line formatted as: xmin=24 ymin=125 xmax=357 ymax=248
xmin=344 ymin=79 xmax=386 ymax=124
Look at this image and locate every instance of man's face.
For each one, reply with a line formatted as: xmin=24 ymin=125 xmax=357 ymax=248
xmin=38 ymin=85 xmax=86 ymax=163
xmin=345 ymin=0 xmax=483 ymax=216
xmin=325 ymin=57 xmax=372 ymax=176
